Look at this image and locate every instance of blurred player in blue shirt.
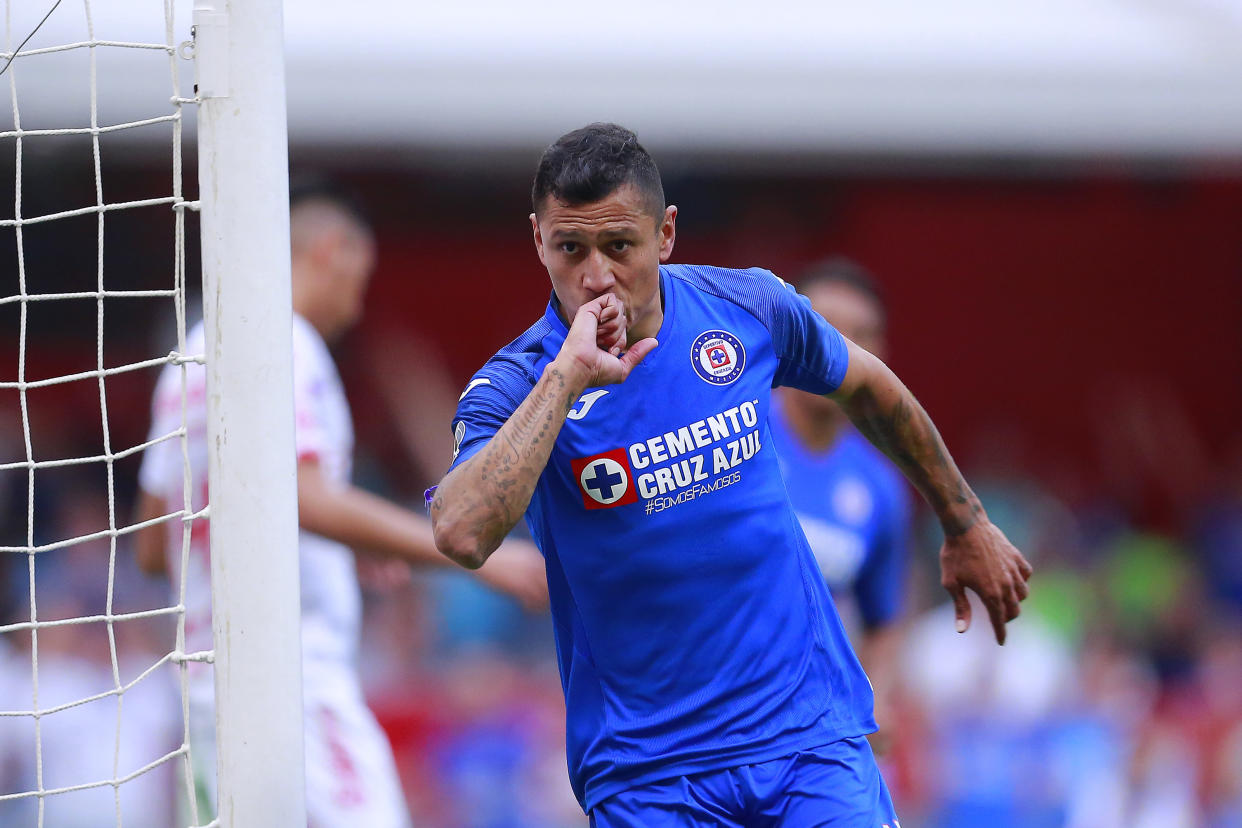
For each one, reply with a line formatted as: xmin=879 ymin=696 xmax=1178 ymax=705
xmin=769 ymin=258 xmax=910 ymax=742
xmin=430 ymin=124 xmax=1032 ymax=827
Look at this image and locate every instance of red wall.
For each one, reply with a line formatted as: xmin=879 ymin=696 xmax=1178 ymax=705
xmin=356 ymin=172 xmax=1242 ymax=517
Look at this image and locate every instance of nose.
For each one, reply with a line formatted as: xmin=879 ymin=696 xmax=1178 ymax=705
xmin=581 ymin=248 xmax=615 ymax=295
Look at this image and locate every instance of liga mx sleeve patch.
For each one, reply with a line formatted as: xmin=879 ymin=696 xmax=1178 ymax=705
xmin=571 ymin=448 xmax=638 ymax=510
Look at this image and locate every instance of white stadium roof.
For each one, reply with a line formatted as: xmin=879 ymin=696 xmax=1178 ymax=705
xmin=8 ymin=0 xmax=1242 ymax=161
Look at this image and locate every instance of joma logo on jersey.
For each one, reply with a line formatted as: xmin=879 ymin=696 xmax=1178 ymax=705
xmin=571 ymin=448 xmax=638 ymax=510
xmin=567 ymin=389 xmax=608 ymax=420
xmin=691 ymin=330 xmax=746 ymax=385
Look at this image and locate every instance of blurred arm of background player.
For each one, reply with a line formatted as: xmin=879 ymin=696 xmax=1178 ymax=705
xmin=134 ymin=472 xmax=547 ymax=612
xmin=134 ymin=490 xmax=170 ymax=576
xmin=134 ymin=181 xmax=548 ymax=612
xmin=298 ymin=458 xmax=546 ymax=610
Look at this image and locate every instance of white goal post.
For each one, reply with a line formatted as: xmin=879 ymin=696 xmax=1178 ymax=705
xmin=193 ymin=0 xmax=305 ymax=826
xmin=0 ymin=0 xmax=304 ymax=825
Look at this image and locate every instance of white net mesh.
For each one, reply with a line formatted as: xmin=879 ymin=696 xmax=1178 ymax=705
xmin=0 ymin=1 xmax=209 ymax=825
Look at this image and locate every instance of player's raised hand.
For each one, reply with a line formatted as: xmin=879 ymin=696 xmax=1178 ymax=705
xmin=595 ymin=294 xmax=627 ymax=356
xmin=939 ymin=520 xmax=1032 ymax=645
xmin=558 ymin=294 xmax=657 ymax=388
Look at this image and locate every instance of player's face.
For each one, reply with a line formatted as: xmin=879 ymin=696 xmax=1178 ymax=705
xmin=789 ymin=281 xmax=886 ymax=420
xmin=531 ymin=182 xmax=676 ymax=343
xmin=326 ymin=228 xmax=376 ymax=340
xmin=806 ymin=281 xmax=886 ymax=360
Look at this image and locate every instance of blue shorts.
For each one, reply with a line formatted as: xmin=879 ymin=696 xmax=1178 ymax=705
xmin=589 ymin=736 xmax=899 ymax=828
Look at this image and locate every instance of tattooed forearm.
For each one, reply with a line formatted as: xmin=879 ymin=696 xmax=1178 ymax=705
xmin=502 ymin=368 xmax=572 ymax=461
xmin=841 ymin=367 xmax=983 ymax=538
xmin=432 ymin=361 xmax=586 ymax=566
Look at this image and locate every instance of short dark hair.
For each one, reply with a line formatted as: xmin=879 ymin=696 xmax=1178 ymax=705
xmin=288 ymin=173 xmax=371 ymax=230
xmin=796 ymin=256 xmax=886 ymax=318
xmin=531 ymin=123 xmax=665 ymax=219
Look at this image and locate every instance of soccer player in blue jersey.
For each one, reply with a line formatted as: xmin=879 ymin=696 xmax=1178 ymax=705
xmin=769 ymin=258 xmax=909 ymax=745
xmin=429 ymin=123 xmax=1032 ymax=826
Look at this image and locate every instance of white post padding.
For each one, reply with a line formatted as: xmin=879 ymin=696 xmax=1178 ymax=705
xmin=194 ymin=0 xmax=307 ymax=825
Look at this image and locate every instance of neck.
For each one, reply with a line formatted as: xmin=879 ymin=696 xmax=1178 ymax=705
xmin=627 ymin=302 xmax=663 ymax=344
xmin=781 ymin=396 xmax=847 ymax=453
xmin=627 ymin=274 xmax=665 ymax=343
xmin=292 ymin=300 xmax=333 ymax=341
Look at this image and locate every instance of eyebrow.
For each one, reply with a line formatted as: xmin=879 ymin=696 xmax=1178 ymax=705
xmin=548 ymin=223 xmax=641 ymax=242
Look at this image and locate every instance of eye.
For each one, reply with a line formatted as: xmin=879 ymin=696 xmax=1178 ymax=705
xmin=559 ymin=242 xmax=579 ymax=254
xmin=609 ymin=240 xmax=632 ymax=253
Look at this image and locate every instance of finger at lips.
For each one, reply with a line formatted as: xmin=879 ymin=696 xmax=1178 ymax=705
xmin=597 ymin=325 xmax=622 ymax=350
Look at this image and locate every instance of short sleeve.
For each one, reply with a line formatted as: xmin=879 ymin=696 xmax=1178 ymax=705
xmin=290 ymin=324 xmax=333 ymax=464
xmin=292 ymin=368 xmax=327 ymax=463
xmin=763 ymin=274 xmax=851 ymax=395
xmin=662 ymin=265 xmax=849 ymax=394
xmin=853 ymin=479 xmax=911 ymax=629
xmin=447 ymin=359 xmax=536 ymax=472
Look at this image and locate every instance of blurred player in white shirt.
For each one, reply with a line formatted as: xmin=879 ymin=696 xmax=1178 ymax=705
xmin=133 ymin=180 xmax=548 ymax=827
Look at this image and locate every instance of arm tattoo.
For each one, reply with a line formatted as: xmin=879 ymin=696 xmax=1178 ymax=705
xmin=844 ymin=382 xmax=982 ymax=538
xmin=439 ymin=365 xmax=581 ymax=554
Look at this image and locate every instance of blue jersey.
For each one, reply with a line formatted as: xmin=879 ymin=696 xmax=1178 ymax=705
xmin=768 ymin=402 xmax=911 ymax=633
xmin=449 ymin=264 xmax=875 ymax=810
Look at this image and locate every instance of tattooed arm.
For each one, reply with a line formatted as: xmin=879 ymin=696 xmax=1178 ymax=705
xmin=431 ymin=294 xmax=657 ymax=569
xmin=829 ymin=341 xmax=1033 ymax=644
xmin=431 ymin=360 xmax=582 ymax=569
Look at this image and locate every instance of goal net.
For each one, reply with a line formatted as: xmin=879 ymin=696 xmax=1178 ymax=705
xmin=0 ymin=2 xmax=303 ymax=826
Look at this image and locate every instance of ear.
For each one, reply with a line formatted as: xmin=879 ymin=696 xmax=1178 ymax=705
xmin=657 ymin=205 xmax=678 ymax=263
xmin=530 ymin=212 xmax=547 ymax=267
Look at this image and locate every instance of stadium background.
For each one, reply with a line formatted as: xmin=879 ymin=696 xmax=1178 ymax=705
xmin=2 ymin=2 xmax=1241 ymax=826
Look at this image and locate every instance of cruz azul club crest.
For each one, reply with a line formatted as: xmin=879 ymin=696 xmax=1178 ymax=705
xmin=691 ymin=330 xmax=746 ymax=386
